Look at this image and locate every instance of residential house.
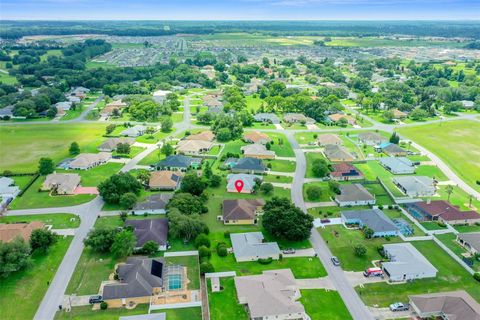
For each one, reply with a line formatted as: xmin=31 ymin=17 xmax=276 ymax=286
xmin=330 ymin=163 xmax=364 ymax=181
xmin=223 ymin=157 xmax=240 ymax=169
xmin=155 ymin=155 xmax=202 ymax=172
xmin=121 ymin=125 xmax=147 ymax=137
xmin=149 ymin=171 xmax=183 ymax=191
xmin=152 ymin=90 xmax=172 ymax=103
xmin=378 ymin=142 xmax=408 ymax=157
xmin=0 ymin=105 xmax=14 ymax=118
xmin=125 ymin=218 xmax=169 ymax=251
xmin=324 ymin=145 xmax=355 ymax=162
xmin=70 ymin=86 xmax=90 ymax=99
xmin=317 ymin=133 xmax=343 ymax=146
xmin=101 ymin=100 xmax=127 ymax=117
xmin=253 ymin=113 xmax=280 ymax=124
xmin=243 ymin=131 xmax=272 ymax=145
xmin=103 ymin=257 xmax=182 ymax=308
xmin=231 ymin=158 xmax=267 ymax=174
xmin=393 ymin=176 xmax=436 ymax=197
xmin=392 ymin=109 xmax=407 ymax=119
xmin=457 ymin=233 xmax=480 ymax=255
xmin=132 ymin=194 xmax=173 ymax=215
xmin=98 ymin=138 xmax=135 ymax=152
xmin=0 ymin=177 xmax=20 ymax=199
xmin=328 ymin=113 xmax=356 ymax=126
xmin=68 ymin=152 xmax=112 ymax=170
xmin=460 ymin=100 xmax=475 ymax=109
xmin=185 ymin=130 xmax=215 ymax=142
xmin=226 ymin=174 xmax=262 ymax=194
xmin=406 ymin=200 xmax=480 ymax=225
xmin=55 ymin=101 xmax=72 ymax=111
xmin=66 ymin=96 xmax=81 ymax=104
xmin=41 ymin=173 xmax=81 ymax=195
xmin=222 ymin=199 xmax=265 ymax=225
xmin=230 ymin=232 xmax=280 ymax=262
xmin=234 ymin=269 xmax=308 ymax=320
xmin=176 ymin=140 xmax=214 ymax=155
xmin=283 ymin=113 xmax=315 ymax=124
xmin=409 ymin=291 xmax=480 ymax=320
xmin=379 ymin=157 xmax=415 ymax=174
xmin=382 ymin=243 xmax=438 ymax=282
xmin=358 ymin=132 xmax=387 ymax=146
xmin=241 ymin=144 xmax=276 ymax=160
xmin=335 ymin=183 xmax=375 ymax=207
xmin=0 ymin=221 xmax=45 ymax=243
xmin=341 ymin=209 xmax=398 ymax=237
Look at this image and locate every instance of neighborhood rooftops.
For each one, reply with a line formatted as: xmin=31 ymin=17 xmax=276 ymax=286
xmin=176 ymin=140 xmax=214 ymax=154
xmin=230 ymin=232 xmax=280 ymax=262
xmin=324 ymin=145 xmax=355 ymax=162
xmin=241 ymin=144 xmax=275 ymax=159
xmin=393 ymin=176 xmax=436 ymax=197
xmin=409 ymin=290 xmax=480 ymax=320
xmin=69 ymin=152 xmax=111 ymax=170
xmin=226 ymin=174 xmax=262 ymax=193
xmin=253 ymin=113 xmax=280 ymax=124
xmin=42 ymin=173 xmax=81 ymax=195
xmin=223 ymin=199 xmax=265 ymax=221
xmin=98 ymin=137 xmax=135 ymax=152
xmin=149 ymin=171 xmax=183 ymax=190
xmin=317 ymin=133 xmax=343 ymax=146
xmin=330 ymin=162 xmax=363 ymax=180
xmin=133 ymin=193 xmax=173 ymax=212
xmin=0 ymin=221 xmax=45 ymax=243
xmin=184 ymin=130 xmax=215 ymax=142
xmin=379 ymin=157 xmax=415 ymax=174
xmin=407 ymin=200 xmax=480 ymax=223
xmin=335 ymin=183 xmax=375 ymax=205
xmin=234 ymin=269 xmax=306 ymax=319
xmin=231 ymin=157 xmax=266 ymax=173
xmin=358 ymin=132 xmax=386 ymax=145
xmin=125 ymin=218 xmax=169 ymax=248
xmin=243 ymin=131 xmax=272 ymax=144
xmin=382 ymin=243 xmax=438 ymax=281
xmin=156 ymin=155 xmax=201 ymax=170
xmin=457 ymin=233 xmax=480 ymax=253
xmin=342 ymin=209 xmax=398 ymax=235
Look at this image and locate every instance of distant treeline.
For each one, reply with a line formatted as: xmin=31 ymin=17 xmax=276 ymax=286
xmin=1 ymin=20 xmax=480 ymax=39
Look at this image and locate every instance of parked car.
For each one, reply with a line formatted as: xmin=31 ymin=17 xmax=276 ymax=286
xmin=331 ymin=256 xmax=340 ymax=266
xmin=363 ymin=267 xmax=383 ymax=277
xmin=283 ymin=248 xmax=296 ymax=254
xmin=320 ymin=219 xmax=330 ymax=224
xmin=89 ymin=295 xmax=103 ymax=304
xmin=389 ymin=302 xmax=409 ymax=312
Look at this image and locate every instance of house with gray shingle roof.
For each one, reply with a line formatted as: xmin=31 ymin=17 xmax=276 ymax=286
xmin=457 ymin=233 xmax=480 ymax=255
xmin=253 ymin=113 xmax=280 ymax=124
xmin=324 ymin=145 xmax=355 ymax=162
xmin=226 ymin=174 xmax=262 ymax=194
xmin=393 ymin=176 xmax=436 ymax=197
xmin=230 ymin=232 xmax=280 ymax=262
xmin=382 ymin=243 xmax=437 ymax=282
xmin=125 ymin=218 xmax=169 ymax=251
xmin=334 ymin=184 xmax=376 ymax=207
xmin=231 ymin=158 xmax=266 ymax=174
xmin=341 ymin=208 xmax=398 ymax=237
xmin=379 ymin=157 xmax=415 ymax=174
xmin=155 ymin=155 xmax=202 ymax=171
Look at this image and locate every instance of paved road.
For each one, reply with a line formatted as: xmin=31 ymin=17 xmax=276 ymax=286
xmin=77 ymin=95 xmax=104 ymax=122
xmin=285 ymin=131 xmax=374 ymax=320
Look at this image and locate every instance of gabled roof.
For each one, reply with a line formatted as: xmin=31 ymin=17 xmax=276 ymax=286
xmin=69 ymin=152 xmax=111 ymax=168
xmin=241 ymin=144 xmax=275 ymax=157
xmin=231 ymin=232 xmax=280 ymax=260
xmin=232 ymin=158 xmax=266 ymax=171
xmin=42 ymin=173 xmax=81 ymax=194
xmin=185 ymin=130 xmax=215 ymax=142
xmin=358 ymin=132 xmax=385 ymax=142
xmin=0 ymin=221 xmax=45 ymax=243
xmin=383 ymin=143 xmax=406 ymax=154
xmin=133 ymin=193 xmax=173 ymax=211
xmin=125 ymin=218 xmax=169 ymax=247
xmin=149 ymin=171 xmax=183 ymax=189
xmin=342 ymin=208 xmax=398 ymax=233
xmin=412 ymin=200 xmax=479 ymax=222
xmin=457 ymin=233 xmax=480 ymax=252
xmin=223 ymin=199 xmax=265 ymax=220
xmin=243 ymin=131 xmax=272 ymax=144
xmin=409 ymin=290 xmax=480 ymax=320
xmin=234 ymin=269 xmax=305 ymax=318
xmin=331 ymin=163 xmax=363 ymax=178
xmin=253 ymin=113 xmax=280 ymax=124
xmin=324 ymin=145 xmax=355 ymax=161
xmin=156 ymin=155 xmax=200 ymax=169
xmin=393 ymin=176 xmax=435 ymax=194
xmin=317 ymin=133 xmax=343 ymax=146
xmin=98 ymin=138 xmax=135 ymax=151
xmin=382 ymin=243 xmax=437 ymax=278
xmin=176 ymin=140 xmax=213 ymax=153
xmin=335 ymin=184 xmax=374 ymax=203
xmin=379 ymin=157 xmax=414 ymax=173
xmin=227 ymin=174 xmax=262 ymax=192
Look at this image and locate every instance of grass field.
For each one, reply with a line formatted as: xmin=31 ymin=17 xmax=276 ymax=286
xmin=0 ymin=213 xmax=80 ymax=229
xmin=303 ymin=181 xmax=335 ymax=202
xmin=300 ymin=289 xmax=352 ymax=320
xmin=0 ymin=236 xmax=72 ymax=320
xmin=265 ymin=132 xmax=295 ymax=157
xmin=305 ymin=152 xmax=328 ymax=178
xmin=0 ymin=123 xmax=107 ymax=173
xmin=436 ymin=233 xmax=480 ymax=272
xmin=356 ymin=240 xmax=480 ymax=307
xmin=398 ymin=120 xmax=480 ymax=192
xmin=58 ymin=163 xmax=123 ymax=187
xmin=209 ymin=277 xmax=248 ymax=320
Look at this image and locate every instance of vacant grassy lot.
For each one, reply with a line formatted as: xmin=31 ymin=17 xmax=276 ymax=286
xmin=0 ymin=236 xmax=72 ymax=320
xmin=0 ymin=123 xmax=107 ymax=173
xmin=301 ymin=289 xmax=352 ymax=320
xmin=209 ymin=277 xmax=248 ymax=320
xmin=357 ymin=240 xmax=480 ymax=307
xmin=305 ymin=152 xmax=328 ymax=178
xmin=266 ymin=159 xmax=296 ymax=172
xmin=265 ymin=132 xmax=295 ymax=157
xmin=138 ymin=148 xmax=164 ymax=165
xmin=57 ymin=162 xmax=123 ymax=187
xmin=398 ymin=120 xmax=480 ymax=192
xmin=319 ymin=226 xmax=402 ymax=271
xmin=0 ymin=213 xmax=80 ymax=229
xmin=303 ymin=181 xmax=335 ymax=202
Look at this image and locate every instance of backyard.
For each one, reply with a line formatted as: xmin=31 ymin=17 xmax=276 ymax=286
xmin=208 ymin=277 xmax=248 ymax=320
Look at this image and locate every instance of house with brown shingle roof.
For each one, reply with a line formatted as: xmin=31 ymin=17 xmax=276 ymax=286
xmin=0 ymin=221 xmax=45 ymax=243
xmin=222 ymin=199 xmax=265 ymax=225
xmin=324 ymin=145 xmax=355 ymax=162
xmin=42 ymin=173 xmax=81 ymax=195
xmin=176 ymin=140 xmax=214 ymax=155
xmin=330 ymin=163 xmax=364 ymax=181
xmin=243 ymin=131 xmax=272 ymax=145
xmin=69 ymin=152 xmax=112 ymax=170
xmin=98 ymin=137 xmax=135 ymax=152
xmin=406 ymin=200 xmax=480 ymax=225
xmin=149 ymin=171 xmax=183 ymax=190
xmin=328 ymin=113 xmax=356 ymax=125
xmin=241 ymin=144 xmax=276 ymax=160
xmin=185 ymin=130 xmax=215 ymax=142
xmin=317 ymin=133 xmax=343 ymax=146
xmin=409 ymin=291 xmax=480 ymax=320
xmin=392 ymin=109 xmax=407 ymax=119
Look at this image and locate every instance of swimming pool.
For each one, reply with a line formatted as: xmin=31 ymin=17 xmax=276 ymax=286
xmin=168 ymin=274 xmax=182 ymax=290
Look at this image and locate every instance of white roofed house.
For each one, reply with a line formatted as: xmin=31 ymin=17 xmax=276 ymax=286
xmin=55 ymin=101 xmax=73 ymax=111
xmin=393 ymin=176 xmax=436 ymax=197
xmin=0 ymin=177 xmax=20 ymax=200
xmin=121 ymin=125 xmax=148 ymax=137
xmin=226 ymin=174 xmax=262 ymax=194
xmin=230 ymin=232 xmax=280 ymax=262
xmin=241 ymin=144 xmax=276 ymax=160
xmin=152 ymin=89 xmax=172 ymax=103
xmin=176 ymin=139 xmax=214 ymax=155
xmin=68 ymin=152 xmax=112 ymax=170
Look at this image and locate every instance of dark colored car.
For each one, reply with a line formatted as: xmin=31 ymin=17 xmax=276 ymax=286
xmin=89 ymin=295 xmax=103 ymax=304
xmin=331 ymin=256 xmax=340 ymax=266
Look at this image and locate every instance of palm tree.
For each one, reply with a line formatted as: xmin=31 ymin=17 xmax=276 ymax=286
xmin=446 ymin=185 xmax=454 ymax=202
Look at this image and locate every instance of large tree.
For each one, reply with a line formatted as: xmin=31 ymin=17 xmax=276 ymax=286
xmin=111 ymin=230 xmax=136 ymax=258
xmin=38 ymin=157 xmax=54 ymax=175
xmin=168 ymin=208 xmax=208 ymax=241
xmin=0 ymin=238 xmax=32 ymax=277
xmin=30 ymin=229 xmax=57 ymax=253
xmin=180 ymin=173 xmax=207 ymax=196
xmin=262 ymin=197 xmax=313 ymax=241
xmin=98 ymin=172 xmax=142 ymax=204
xmin=84 ymin=227 xmax=119 ymax=253
xmin=167 ymin=193 xmax=207 ymax=215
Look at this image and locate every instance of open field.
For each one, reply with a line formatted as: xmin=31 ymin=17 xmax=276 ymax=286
xmin=356 ymin=240 xmax=480 ymax=307
xmin=0 ymin=237 xmax=72 ymax=320
xmin=300 ymin=289 xmax=352 ymax=320
xmin=0 ymin=213 xmax=80 ymax=229
xmin=398 ymin=120 xmax=480 ymax=192
xmin=57 ymin=162 xmax=123 ymax=187
xmin=0 ymin=123 xmax=107 ymax=173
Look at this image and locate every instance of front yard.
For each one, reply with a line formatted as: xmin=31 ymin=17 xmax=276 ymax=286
xmin=0 ymin=213 xmax=80 ymax=229
xmin=300 ymin=289 xmax=352 ymax=320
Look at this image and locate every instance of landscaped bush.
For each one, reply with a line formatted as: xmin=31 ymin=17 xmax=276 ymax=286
xmin=200 ymin=261 xmax=215 ymax=274
xmin=216 ymin=243 xmax=228 ymax=257
xmin=438 ymin=221 xmax=447 ymax=228
xmin=223 ymin=231 xmax=230 ymax=238
xmin=194 ymin=233 xmax=211 ymax=248
xmin=258 ymin=257 xmax=273 ymax=265
xmin=474 ymin=272 xmax=480 ymax=282
xmin=378 ymin=205 xmax=384 ymax=210
xmin=100 ymin=302 xmax=108 ymax=310
xmin=198 ymin=245 xmax=211 ymax=258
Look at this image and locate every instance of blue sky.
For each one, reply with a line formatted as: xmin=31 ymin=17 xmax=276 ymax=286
xmin=2 ymin=0 xmax=479 ymax=20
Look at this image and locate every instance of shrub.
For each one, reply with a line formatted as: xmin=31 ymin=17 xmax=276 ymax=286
xmin=258 ymin=257 xmax=273 ymax=265
xmin=438 ymin=221 xmax=447 ymax=228
xmin=141 ymin=241 xmax=158 ymax=255
xmin=306 ymin=185 xmax=322 ymax=201
xmin=474 ymin=273 xmax=480 ymax=282
xmin=223 ymin=231 xmax=230 ymax=238
xmin=200 ymin=261 xmax=215 ymax=274
xmin=100 ymin=302 xmax=108 ymax=310
xmin=194 ymin=233 xmax=211 ymax=248
xmin=378 ymin=205 xmax=384 ymax=210
xmin=217 ymin=245 xmax=228 ymax=257
xmin=353 ymin=244 xmax=367 ymax=257
xmin=198 ymin=245 xmax=211 ymax=258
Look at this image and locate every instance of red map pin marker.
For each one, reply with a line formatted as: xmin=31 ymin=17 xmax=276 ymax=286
xmin=234 ymin=180 xmax=244 ymax=193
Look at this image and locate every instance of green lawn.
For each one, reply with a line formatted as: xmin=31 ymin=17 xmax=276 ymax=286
xmin=55 ymin=304 xmax=202 ymax=320
xmin=138 ymin=148 xmax=164 ymax=165
xmin=0 ymin=123 xmax=107 ymax=173
xmin=319 ymin=226 xmax=402 ymax=271
xmin=61 ymin=106 xmax=84 ymax=121
xmin=434 ymin=184 xmax=480 ymax=211
xmin=266 ymin=159 xmax=296 ymax=172
xmin=265 ymin=132 xmax=295 ymax=157
xmin=58 ymin=163 xmax=123 ymax=187
xmin=12 ymin=175 xmax=36 ymax=190
xmin=135 ymin=128 xmax=176 ymax=144
xmin=436 ymin=233 xmax=480 ymax=271
xmin=356 ymin=240 xmax=480 ymax=307
xmin=303 ymin=181 xmax=335 ymax=202
xmin=0 ymin=236 xmax=72 ymax=320
xmin=0 ymin=213 xmax=80 ymax=229
xmin=454 ymin=224 xmax=480 ymax=233
xmin=305 ymin=152 xmax=328 ymax=178
xmin=420 ymin=221 xmax=448 ymax=230
xmin=209 ymin=277 xmax=248 ymax=320
xmin=398 ymin=120 xmax=480 ymax=192
xmin=263 ymin=174 xmax=293 ymax=184
xmin=301 ymin=289 xmax=352 ymax=320
xmin=10 ymin=178 xmax=95 ymax=210
xmin=112 ymin=146 xmax=145 ymax=159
